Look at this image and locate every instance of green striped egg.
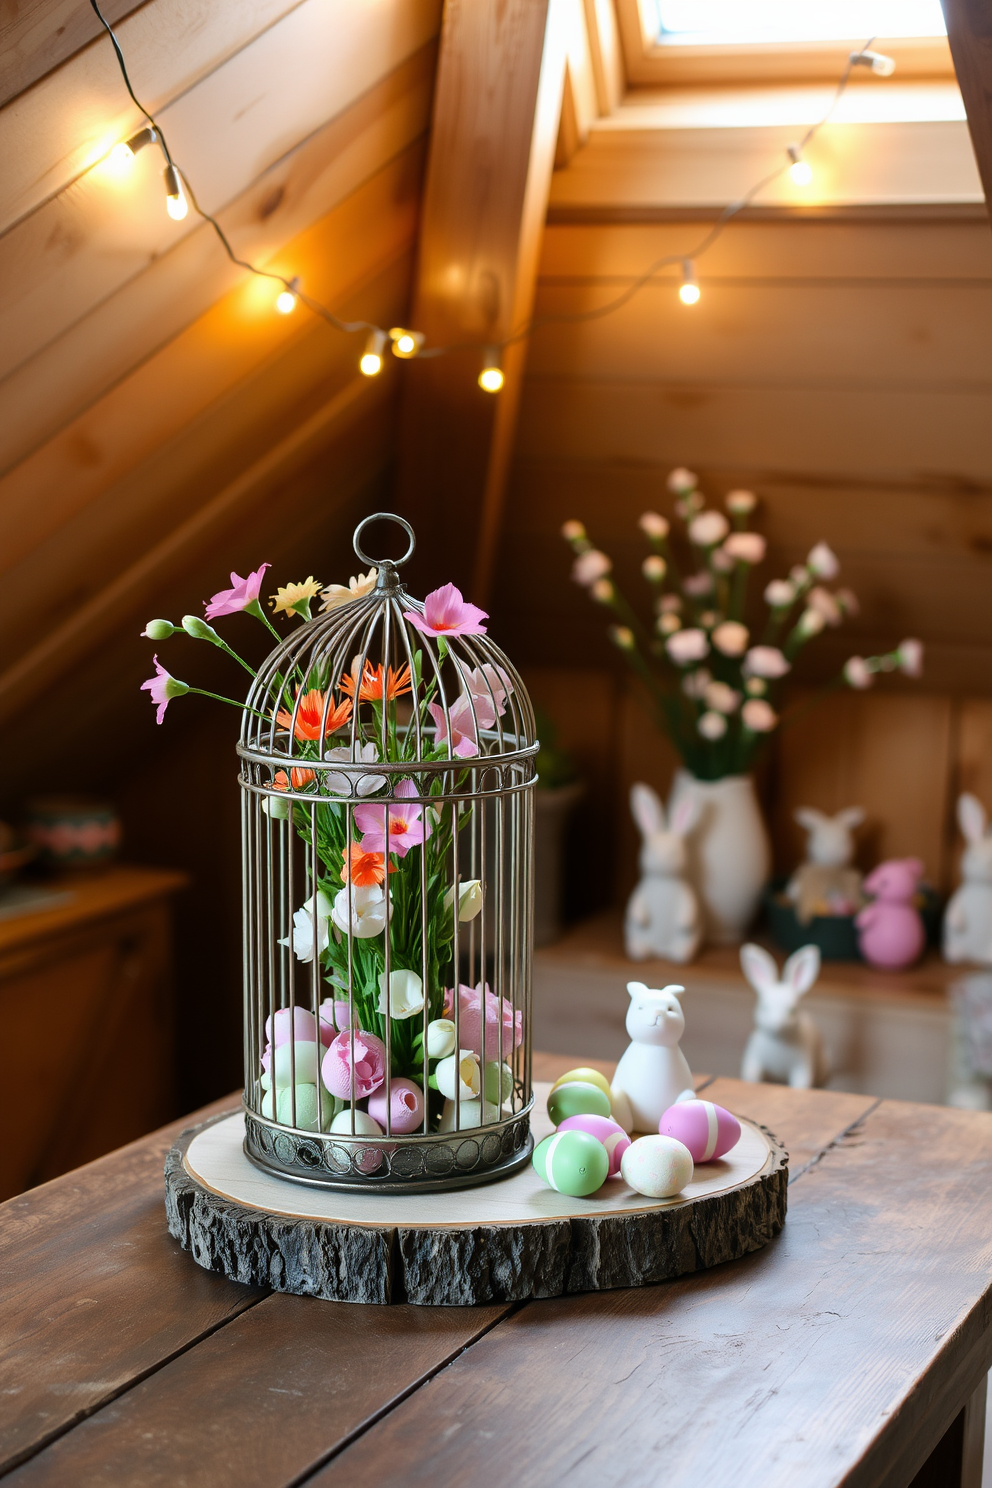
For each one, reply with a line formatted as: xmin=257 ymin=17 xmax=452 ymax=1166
xmin=532 ymin=1130 xmax=610 ymax=1197
xmin=547 ymin=1080 xmax=611 ymax=1126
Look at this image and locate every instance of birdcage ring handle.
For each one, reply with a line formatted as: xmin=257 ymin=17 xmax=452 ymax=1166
xmin=353 ymin=512 xmax=416 ymax=569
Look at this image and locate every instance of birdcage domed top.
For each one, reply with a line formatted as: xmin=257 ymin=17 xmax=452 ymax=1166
xmin=238 ymin=513 xmax=537 ymax=790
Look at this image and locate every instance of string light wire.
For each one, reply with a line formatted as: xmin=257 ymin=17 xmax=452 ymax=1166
xmin=88 ymin=0 xmax=891 ymax=379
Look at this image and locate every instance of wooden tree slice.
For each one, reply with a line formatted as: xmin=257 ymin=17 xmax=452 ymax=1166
xmin=165 ymin=1098 xmax=787 ymax=1306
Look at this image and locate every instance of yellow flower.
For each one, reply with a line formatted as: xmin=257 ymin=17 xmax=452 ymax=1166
xmin=320 ymin=567 xmax=378 ymax=612
xmin=270 ymin=577 xmax=323 ymax=619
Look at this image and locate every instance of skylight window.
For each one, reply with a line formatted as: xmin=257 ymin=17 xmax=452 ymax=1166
xmin=651 ymin=1 xmax=947 ymax=46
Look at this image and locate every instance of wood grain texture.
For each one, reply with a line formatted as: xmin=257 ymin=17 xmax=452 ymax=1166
xmin=312 ymin=1098 xmax=992 ymax=1488
xmin=943 ymin=0 xmax=992 ymax=211
xmin=0 ymin=0 xmax=146 ymax=107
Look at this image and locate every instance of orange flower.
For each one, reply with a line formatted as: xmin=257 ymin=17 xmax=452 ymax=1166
xmin=340 ymin=662 xmax=412 ymax=704
xmin=275 ymin=689 xmax=352 ymax=741
xmin=340 ymin=840 xmax=394 ymax=887
xmin=272 ymin=767 xmax=316 ymax=791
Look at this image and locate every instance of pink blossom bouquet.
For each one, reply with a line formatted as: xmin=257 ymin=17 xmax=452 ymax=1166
xmin=563 ymin=469 xmax=922 ymax=780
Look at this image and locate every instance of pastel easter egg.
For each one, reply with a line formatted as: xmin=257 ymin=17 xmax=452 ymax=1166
xmin=550 ymin=1067 xmax=612 ymax=1102
xmin=558 ymin=1114 xmax=631 ymax=1178
xmin=438 ymin=1098 xmax=500 ymax=1132
xmin=264 ymin=1006 xmax=318 ymax=1047
xmin=329 ymin=1108 xmax=383 ymax=1173
xmin=261 ymin=1039 xmax=321 ymax=1090
xmin=659 ymin=1100 xmax=741 ymax=1163
xmin=533 ymin=1130 xmax=610 ymax=1197
xmin=620 ymin=1135 xmax=693 ymax=1198
xmin=367 ymin=1077 xmax=426 ymax=1134
xmin=274 ymin=1083 xmax=338 ymax=1131
xmin=547 ymin=1081 xmax=611 ymax=1126
xmin=484 ymin=1061 xmax=514 ymax=1104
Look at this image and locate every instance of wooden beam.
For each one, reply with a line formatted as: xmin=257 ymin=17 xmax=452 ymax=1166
xmin=0 ymin=0 xmax=145 ymax=108
xmin=392 ymin=0 xmax=568 ymax=604
xmin=942 ymin=0 xmax=992 ymax=215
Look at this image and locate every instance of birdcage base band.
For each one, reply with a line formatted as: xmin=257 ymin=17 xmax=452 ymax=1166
xmin=165 ymin=1106 xmax=786 ymax=1306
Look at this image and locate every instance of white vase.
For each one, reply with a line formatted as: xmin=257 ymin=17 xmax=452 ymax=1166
xmin=668 ymin=770 xmax=771 ymax=945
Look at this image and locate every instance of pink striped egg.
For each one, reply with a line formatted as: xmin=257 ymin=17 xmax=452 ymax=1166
xmin=659 ymin=1100 xmax=741 ymax=1163
xmin=558 ymin=1114 xmax=631 ymax=1178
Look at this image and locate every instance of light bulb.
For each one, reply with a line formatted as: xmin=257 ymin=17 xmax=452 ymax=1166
xmin=360 ymin=328 xmax=387 ymax=377
xmin=851 ymin=48 xmax=896 ymax=76
xmin=163 ymin=163 xmax=188 ymax=220
xmin=275 ymin=277 xmax=299 ymax=315
xmin=787 ymin=146 xmax=812 ymax=186
xmin=108 ymin=141 xmax=135 ymax=171
xmin=678 ymin=261 xmax=700 ymax=305
xmin=478 ymin=347 xmax=504 ymax=392
xmin=389 ymin=327 xmax=424 ymax=359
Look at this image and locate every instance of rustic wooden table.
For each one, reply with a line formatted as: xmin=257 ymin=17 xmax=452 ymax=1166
xmin=3 ymin=1053 xmax=991 ymax=1488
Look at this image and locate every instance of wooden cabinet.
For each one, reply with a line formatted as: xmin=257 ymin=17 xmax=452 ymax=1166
xmin=0 ymin=867 xmax=186 ymax=1200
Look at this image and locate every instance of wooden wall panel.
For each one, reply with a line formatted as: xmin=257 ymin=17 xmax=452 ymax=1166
xmin=3 ymin=0 xmax=146 ymax=108
xmin=956 ymin=699 xmax=992 ymax=809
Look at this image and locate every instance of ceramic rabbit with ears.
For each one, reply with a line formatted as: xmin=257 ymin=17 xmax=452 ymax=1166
xmin=944 ymin=794 xmax=992 ymax=966
xmin=625 ymin=783 xmax=702 ymax=964
xmin=610 ymin=981 xmax=695 ymax=1134
xmin=740 ymin=943 xmax=829 ymax=1089
xmin=787 ymin=806 xmax=865 ymax=924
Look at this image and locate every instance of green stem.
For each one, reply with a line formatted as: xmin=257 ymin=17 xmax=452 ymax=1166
xmin=188 ymin=687 xmax=270 ymax=722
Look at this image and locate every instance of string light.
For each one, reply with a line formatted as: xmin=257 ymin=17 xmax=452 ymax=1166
xmin=390 ymin=327 xmax=424 ymax=359
xmin=478 ymin=347 xmax=504 ymax=393
xmin=163 ymin=162 xmax=188 ymax=221
xmin=275 ymin=276 xmax=300 ymax=314
xmin=787 ymin=145 xmax=813 ymax=187
xmin=87 ymin=0 xmax=896 ymax=388
xmin=678 ymin=261 xmax=700 ymax=305
xmin=360 ymin=328 xmax=387 ymax=377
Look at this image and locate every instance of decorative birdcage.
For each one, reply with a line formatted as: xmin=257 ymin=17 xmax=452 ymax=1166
xmin=237 ymin=513 xmax=537 ymax=1191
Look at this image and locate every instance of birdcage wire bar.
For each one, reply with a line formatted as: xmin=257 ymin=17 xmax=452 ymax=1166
xmin=237 ymin=514 xmax=537 ymax=1191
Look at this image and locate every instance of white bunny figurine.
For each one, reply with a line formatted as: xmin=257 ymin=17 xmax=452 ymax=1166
xmin=609 ymin=980 xmax=695 ymax=1133
xmin=625 ymin=782 xmax=702 ymax=963
xmin=787 ymin=806 xmax=865 ymax=924
xmin=944 ymin=794 xmax=992 ymax=966
xmin=740 ymin=943 xmax=829 ymax=1089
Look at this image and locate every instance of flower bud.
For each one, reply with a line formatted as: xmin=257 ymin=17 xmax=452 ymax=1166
xmin=726 ymin=489 xmax=757 ymax=515
xmin=426 ymin=1019 xmax=457 ymax=1059
xmin=591 ymin=578 xmax=614 ymax=604
xmin=561 ymin=519 xmax=586 ymax=543
xmin=609 ymin=625 xmax=635 ymax=651
xmin=639 ymin=511 xmax=670 ymax=539
xmin=182 ymin=614 xmax=222 ymax=642
xmin=642 ymin=554 xmax=667 ymax=582
xmin=142 ymin=619 xmax=175 ymax=640
xmin=698 ymin=710 xmax=728 ymax=740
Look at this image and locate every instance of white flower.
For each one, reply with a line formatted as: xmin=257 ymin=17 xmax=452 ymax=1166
xmin=377 ymin=969 xmax=425 ymax=1020
xmin=711 ymin=548 xmax=734 ymax=573
xmin=463 ymin=664 xmax=512 ymax=726
xmin=726 ymin=489 xmax=757 ymax=515
xmin=657 ymin=613 xmax=681 ymax=636
xmin=807 ymin=586 xmax=842 ymax=626
xmin=688 ymin=511 xmax=729 ymax=547
xmin=744 ymin=645 xmax=790 ymax=679
xmin=807 ymin=542 xmax=840 ymax=579
xmin=426 ymin=1018 xmax=457 ymax=1059
xmin=444 ymin=879 xmax=484 ymax=922
xmin=667 ymin=467 xmax=697 ymax=494
xmin=682 ymin=667 xmax=711 ymax=699
xmin=609 ymin=625 xmax=634 ymax=650
xmin=321 ymin=568 xmax=377 ymax=611
xmin=723 ymin=532 xmax=766 ymax=564
xmin=591 ymin=578 xmax=614 ymax=604
xmin=712 ymin=620 xmax=749 ymax=657
xmin=683 ymin=571 xmax=714 ymax=597
xmin=898 ymin=638 xmax=924 ymax=677
xmin=742 ymin=698 xmax=778 ymax=732
xmin=844 ymin=656 xmax=874 ymax=690
xmin=561 ymin=520 xmax=586 ymax=542
xmin=666 ymin=628 xmax=710 ymax=665
xmin=263 ymin=794 xmax=291 ymax=820
xmin=704 ymin=680 xmax=741 ymax=714
xmin=642 ymin=555 xmax=667 ymax=581
xmin=698 ymin=710 xmax=728 ymax=740
xmin=322 ymin=743 xmax=386 ymax=797
xmin=764 ymin=579 xmax=795 ymax=608
xmin=639 ymin=511 xmax=670 ymax=539
xmin=572 ymin=549 xmax=611 ymax=586
xmin=331 ymin=883 xmax=387 ymax=939
xmin=279 ymin=891 xmax=334 ymax=963
xmin=797 ymin=608 xmax=825 ymax=638
xmin=435 ymin=1049 xmax=481 ymax=1102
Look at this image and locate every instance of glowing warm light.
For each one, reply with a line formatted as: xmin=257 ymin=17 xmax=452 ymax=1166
xmin=360 ymin=328 xmax=387 ymax=376
xmin=275 ymin=277 xmax=299 ymax=314
xmin=107 ymin=141 xmax=135 ymax=172
xmin=678 ymin=260 xmax=700 ymax=305
xmin=478 ymin=347 xmax=504 ymax=392
xmin=163 ymin=162 xmax=188 ymax=220
xmin=788 ymin=146 xmax=813 ymax=186
xmin=390 ymin=327 xmax=424 ymax=358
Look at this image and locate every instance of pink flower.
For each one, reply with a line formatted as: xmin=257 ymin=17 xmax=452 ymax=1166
xmin=844 ymin=656 xmax=875 ymax=690
xmin=354 ymin=779 xmax=430 ymax=857
xmin=571 ymin=549 xmax=612 ymax=587
xmin=807 ymin=586 xmax=842 ymax=626
xmin=807 ymin=542 xmax=839 ymax=580
xmin=140 ymin=656 xmax=188 ymax=724
xmin=443 ymin=981 xmax=523 ymax=1059
xmin=744 ymin=646 xmax=790 ymax=679
xmin=317 ymin=997 xmax=351 ymax=1041
xmin=742 ymin=698 xmax=778 ymax=732
xmin=666 ymin=628 xmax=710 ymax=665
xmin=683 ymin=572 xmax=714 ymax=597
xmin=404 ymin=583 xmax=488 ymax=637
xmin=712 ymin=620 xmax=749 ymax=656
xmin=688 ymin=511 xmax=729 ymax=547
xmin=204 ymin=563 xmax=270 ymax=619
xmin=429 ymin=696 xmax=480 ymax=758
xmin=321 ymin=1029 xmax=386 ymax=1100
xmin=723 ymin=532 xmax=766 ymax=564
xmin=899 ymin=638 xmax=924 ymax=677
xmin=461 ymin=664 xmax=511 ymax=728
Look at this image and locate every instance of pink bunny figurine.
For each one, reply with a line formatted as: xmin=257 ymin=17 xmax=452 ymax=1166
xmin=856 ymin=859 xmax=926 ymax=969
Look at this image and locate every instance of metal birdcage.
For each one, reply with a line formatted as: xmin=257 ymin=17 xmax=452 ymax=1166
xmin=238 ymin=513 xmax=537 ymax=1191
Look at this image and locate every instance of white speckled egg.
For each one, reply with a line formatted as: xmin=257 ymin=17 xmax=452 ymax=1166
xmin=620 ymin=1134 xmax=694 ymax=1198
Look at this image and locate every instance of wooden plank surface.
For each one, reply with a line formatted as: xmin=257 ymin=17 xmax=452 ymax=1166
xmin=0 ymin=0 xmax=145 ymax=108
xmin=0 ymin=866 xmax=186 ymax=961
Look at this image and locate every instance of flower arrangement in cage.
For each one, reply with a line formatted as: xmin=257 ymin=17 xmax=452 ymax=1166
xmin=141 ymin=514 xmax=537 ymax=1190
